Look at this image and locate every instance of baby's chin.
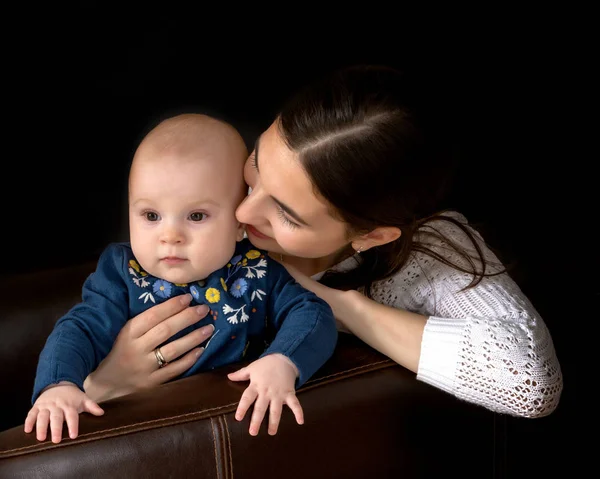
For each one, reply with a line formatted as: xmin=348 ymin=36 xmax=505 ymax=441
xmin=144 ymin=266 xmax=207 ymax=286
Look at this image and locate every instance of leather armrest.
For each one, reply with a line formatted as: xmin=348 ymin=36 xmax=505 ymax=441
xmin=0 ymin=334 xmax=496 ymax=478
xmin=0 ymin=261 xmax=499 ymax=478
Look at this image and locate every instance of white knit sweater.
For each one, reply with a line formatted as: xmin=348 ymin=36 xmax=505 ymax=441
xmin=332 ymin=211 xmax=563 ymax=418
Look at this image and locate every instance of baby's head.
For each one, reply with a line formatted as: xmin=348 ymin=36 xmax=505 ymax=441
xmin=128 ymin=113 xmax=248 ymax=284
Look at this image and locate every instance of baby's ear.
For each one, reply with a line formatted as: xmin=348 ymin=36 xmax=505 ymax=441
xmin=236 ymin=223 xmax=246 ymax=242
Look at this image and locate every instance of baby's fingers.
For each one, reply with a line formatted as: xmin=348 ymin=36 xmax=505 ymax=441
xmin=65 ymin=409 xmax=80 ymax=440
xmin=267 ymin=399 xmax=282 ymax=436
xmin=286 ymin=394 xmax=304 ymax=426
xmin=83 ymin=398 xmax=105 ymax=417
xmin=235 ymin=386 xmax=258 ymax=422
xmin=49 ymin=408 xmax=65 ymax=443
xmin=249 ymin=396 xmax=269 ymax=436
xmin=24 ymin=407 xmax=39 ymax=433
xmin=35 ymin=409 xmax=50 ymax=442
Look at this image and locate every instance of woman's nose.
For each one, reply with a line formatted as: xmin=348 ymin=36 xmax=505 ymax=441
xmin=236 ymin=186 xmax=265 ymax=225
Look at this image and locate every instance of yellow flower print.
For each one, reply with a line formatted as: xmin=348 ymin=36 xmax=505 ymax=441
xmin=220 ymin=278 xmax=228 ymax=292
xmin=205 ymin=288 xmax=221 ymax=303
xmin=245 ymin=250 xmax=261 ymax=260
xmin=129 ymin=259 xmax=148 ymax=276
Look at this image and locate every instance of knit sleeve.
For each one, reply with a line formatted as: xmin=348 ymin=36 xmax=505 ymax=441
xmin=416 ymin=283 xmax=563 ymax=418
xmin=369 ymin=214 xmax=563 ymax=418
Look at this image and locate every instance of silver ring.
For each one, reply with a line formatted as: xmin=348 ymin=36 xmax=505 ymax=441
xmin=154 ymin=347 xmax=167 ymax=368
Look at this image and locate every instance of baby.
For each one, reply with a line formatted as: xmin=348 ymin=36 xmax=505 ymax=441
xmin=25 ymin=114 xmax=337 ymax=443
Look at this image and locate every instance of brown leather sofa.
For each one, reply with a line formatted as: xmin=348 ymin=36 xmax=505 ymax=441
xmin=0 ymin=259 xmax=502 ymax=478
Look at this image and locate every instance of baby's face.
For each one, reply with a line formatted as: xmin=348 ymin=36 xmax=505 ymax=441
xmin=128 ymin=150 xmax=246 ymax=284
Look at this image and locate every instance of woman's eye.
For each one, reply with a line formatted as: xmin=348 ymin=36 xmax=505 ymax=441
xmin=189 ymin=212 xmax=206 ymax=222
xmin=276 ymin=205 xmax=299 ymax=230
xmin=144 ymin=212 xmax=160 ymax=221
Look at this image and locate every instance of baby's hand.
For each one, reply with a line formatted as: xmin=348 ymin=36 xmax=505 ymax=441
xmin=227 ymin=354 xmax=303 ymax=436
xmin=24 ymin=381 xmax=104 ymax=443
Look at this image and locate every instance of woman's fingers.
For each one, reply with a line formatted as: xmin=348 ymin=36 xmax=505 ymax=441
xmin=156 ymin=324 xmax=214 ymax=364
xmin=144 ymin=304 xmax=210 ymax=350
xmin=129 ymin=294 xmax=193 ymax=338
xmin=150 ymin=347 xmax=205 ymax=384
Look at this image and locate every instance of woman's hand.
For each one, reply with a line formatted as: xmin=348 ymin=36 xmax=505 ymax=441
xmin=279 ymin=261 xmax=353 ymax=333
xmin=84 ymin=294 xmax=214 ymax=402
xmin=285 ymin=261 xmax=426 ymax=373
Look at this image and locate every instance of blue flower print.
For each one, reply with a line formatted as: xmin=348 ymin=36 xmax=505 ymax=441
xmin=153 ymin=280 xmax=173 ymax=299
xmin=230 ymin=255 xmax=242 ymax=266
xmin=230 ymin=278 xmax=248 ymax=298
xmin=190 ymin=284 xmax=200 ymax=301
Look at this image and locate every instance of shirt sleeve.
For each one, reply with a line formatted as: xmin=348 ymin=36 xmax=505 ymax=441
xmin=31 ymin=243 xmax=130 ymax=404
xmin=368 ymin=213 xmax=563 ymax=418
xmin=261 ymin=261 xmax=338 ymax=388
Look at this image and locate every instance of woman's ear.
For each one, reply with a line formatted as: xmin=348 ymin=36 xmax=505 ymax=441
xmin=351 ymin=226 xmax=401 ymax=253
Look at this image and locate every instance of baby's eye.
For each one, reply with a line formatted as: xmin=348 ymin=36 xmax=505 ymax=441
xmin=144 ymin=212 xmax=160 ymax=221
xmin=189 ymin=212 xmax=206 ymax=222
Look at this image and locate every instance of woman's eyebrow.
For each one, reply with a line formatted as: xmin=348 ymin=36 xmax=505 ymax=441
xmin=254 ymin=135 xmax=310 ymax=226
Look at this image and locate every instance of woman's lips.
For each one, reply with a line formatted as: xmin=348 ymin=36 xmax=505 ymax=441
xmin=246 ymin=224 xmax=271 ymax=240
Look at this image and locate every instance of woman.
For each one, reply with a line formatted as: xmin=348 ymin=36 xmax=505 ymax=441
xmin=83 ymin=65 xmax=563 ymax=419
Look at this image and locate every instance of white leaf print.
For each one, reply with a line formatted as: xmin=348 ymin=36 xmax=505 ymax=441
xmin=240 ymin=310 xmax=249 ymax=323
xmin=251 ymin=289 xmax=265 ymax=302
xmin=225 ymin=304 xmax=246 ymax=325
xmin=256 ymin=259 xmax=267 ymax=267
xmin=139 ymin=292 xmax=155 ymax=304
xmin=256 ymin=270 xmax=266 ymax=279
xmin=222 ymin=304 xmax=234 ymax=314
xmin=245 ymin=270 xmax=255 ymax=279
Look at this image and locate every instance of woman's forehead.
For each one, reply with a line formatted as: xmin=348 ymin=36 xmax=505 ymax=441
xmin=258 ymin=123 xmax=333 ymax=224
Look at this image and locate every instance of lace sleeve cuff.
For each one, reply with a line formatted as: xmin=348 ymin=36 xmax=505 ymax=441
xmin=416 ymin=316 xmax=467 ymax=393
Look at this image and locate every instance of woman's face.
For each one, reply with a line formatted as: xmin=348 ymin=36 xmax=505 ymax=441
xmin=235 ymin=121 xmax=350 ymax=260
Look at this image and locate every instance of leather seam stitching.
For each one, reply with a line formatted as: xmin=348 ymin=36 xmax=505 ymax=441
xmin=304 ymin=359 xmax=393 ymax=385
xmin=210 ymin=417 xmax=220 ymax=479
xmin=1 ymin=360 xmax=394 ymax=455
xmin=2 ymin=402 xmax=238 ymax=454
xmin=222 ymin=416 xmax=233 ymax=478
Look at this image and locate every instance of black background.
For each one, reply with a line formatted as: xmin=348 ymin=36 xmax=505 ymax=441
xmin=1 ymin=6 xmax=589 ymax=477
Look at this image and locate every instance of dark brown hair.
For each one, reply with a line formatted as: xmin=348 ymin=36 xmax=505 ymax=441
xmin=277 ymin=65 xmax=504 ymax=297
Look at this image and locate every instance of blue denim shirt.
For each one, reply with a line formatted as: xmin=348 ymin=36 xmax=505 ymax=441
xmin=32 ymin=239 xmax=337 ymax=403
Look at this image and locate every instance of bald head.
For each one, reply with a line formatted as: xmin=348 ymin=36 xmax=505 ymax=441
xmin=127 ymin=114 xmax=249 ymax=282
xmin=131 ymin=113 xmax=248 ymax=178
